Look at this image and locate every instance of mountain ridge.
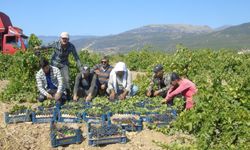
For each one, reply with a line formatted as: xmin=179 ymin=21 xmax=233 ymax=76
xmin=38 ymin=23 xmax=250 ymax=53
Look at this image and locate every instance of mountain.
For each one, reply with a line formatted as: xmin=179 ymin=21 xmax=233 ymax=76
xmin=72 ymin=24 xmax=214 ymax=53
xmin=179 ymin=23 xmax=250 ymax=49
xmin=38 ymin=35 xmax=97 ymax=45
xmin=38 ymin=23 xmax=250 ymax=53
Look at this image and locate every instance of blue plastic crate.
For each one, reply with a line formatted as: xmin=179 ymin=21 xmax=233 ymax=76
xmin=87 ymin=122 xmax=127 ymax=146
xmin=4 ymin=109 xmax=31 ymax=124
xmin=32 ymin=107 xmax=57 ymax=123
xmin=143 ymin=110 xmax=176 ymax=127
xmin=107 ymin=113 xmax=143 ymax=132
xmin=50 ymin=121 xmax=83 ymax=147
xmin=88 ymin=136 xmax=127 ymax=146
xmin=57 ymin=111 xmax=82 ymax=123
xmin=82 ymin=112 xmax=107 ymax=124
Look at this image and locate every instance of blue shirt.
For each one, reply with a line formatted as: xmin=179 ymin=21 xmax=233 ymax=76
xmin=46 ymin=73 xmax=57 ymax=89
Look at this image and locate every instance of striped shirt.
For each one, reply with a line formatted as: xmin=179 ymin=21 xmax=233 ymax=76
xmin=93 ymin=64 xmax=113 ymax=85
xmin=36 ymin=66 xmax=63 ymax=96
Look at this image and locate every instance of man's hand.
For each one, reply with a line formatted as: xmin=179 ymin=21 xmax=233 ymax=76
xmin=73 ymin=95 xmax=78 ymax=101
xmin=153 ymin=90 xmax=161 ymax=96
xmin=119 ymin=91 xmax=127 ymax=100
xmin=146 ymin=90 xmax=152 ymax=97
xmin=95 ymin=69 xmax=101 ymax=75
xmin=86 ymin=94 xmax=92 ymax=102
xmin=46 ymin=93 xmax=53 ymax=99
xmin=109 ymin=90 xmax=116 ymax=101
xmin=161 ymin=99 xmax=167 ymax=104
xmin=100 ymin=84 xmax=106 ymax=90
xmin=54 ymin=92 xmax=62 ymax=101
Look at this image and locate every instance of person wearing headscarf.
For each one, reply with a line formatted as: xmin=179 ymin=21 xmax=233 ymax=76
xmin=106 ymin=62 xmax=138 ymax=101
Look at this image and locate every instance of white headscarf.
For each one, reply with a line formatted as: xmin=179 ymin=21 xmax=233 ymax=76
xmin=111 ymin=62 xmax=127 ymax=93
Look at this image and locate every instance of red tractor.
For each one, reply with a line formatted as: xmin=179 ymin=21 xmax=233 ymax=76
xmin=0 ymin=12 xmax=28 ymax=54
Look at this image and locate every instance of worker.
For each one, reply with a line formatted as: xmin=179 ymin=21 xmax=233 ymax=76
xmin=106 ymin=62 xmax=138 ymax=101
xmin=73 ymin=66 xmax=97 ymax=102
xmin=146 ymin=64 xmax=172 ymax=98
xmin=93 ymin=56 xmax=113 ymax=96
xmin=162 ymin=72 xmax=198 ymax=110
xmin=35 ymin=57 xmax=66 ymax=107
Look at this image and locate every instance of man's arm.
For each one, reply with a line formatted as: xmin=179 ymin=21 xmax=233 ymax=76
xmin=166 ymin=82 xmax=190 ymax=100
xmin=107 ymin=73 xmax=115 ymax=92
xmin=36 ymin=72 xmax=49 ymax=96
xmin=158 ymin=74 xmax=172 ymax=94
xmin=73 ymin=73 xmax=82 ymax=96
xmin=71 ymin=44 xmax=82 ymax=70
xmin=88 ymin=74 xmax=97 ymax=96
xmin=125 ymin=70 xmax=132 ymax=92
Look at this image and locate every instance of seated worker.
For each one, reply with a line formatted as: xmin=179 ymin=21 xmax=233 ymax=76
xmin=93 ymin=56 xmax=113 ymax=95
xmin=106 ymin=62 xmax=138 ymax=101
xmin=73 ymin=66 xmax=97 ymax=102
xmin=162 ymin=72 xmax=198 ymax=110
xmin=146 ymin=64 xmax=172 ymax=98
xmin=36 ymin=57 xmax=66 ymax=106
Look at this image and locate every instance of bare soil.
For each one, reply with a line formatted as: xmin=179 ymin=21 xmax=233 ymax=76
xmin=0 ymin=80 xmax=193 ymax=150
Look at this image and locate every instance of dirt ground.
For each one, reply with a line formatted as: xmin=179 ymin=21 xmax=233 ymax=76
xmin=0 ymin=80 xmax=193 ymax=150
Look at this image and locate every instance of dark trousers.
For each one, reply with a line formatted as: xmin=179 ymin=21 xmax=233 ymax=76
xmin=37 ymin=89 xmax=67 ymax=105
xmin=76 ymin=86 xmax=98 ymax=98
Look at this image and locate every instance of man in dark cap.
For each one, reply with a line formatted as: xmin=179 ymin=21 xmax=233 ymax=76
xmin=146 ymin=64 xmax=172 ymax=98
xmin=73 ymin=66 xmax=97 ymax=102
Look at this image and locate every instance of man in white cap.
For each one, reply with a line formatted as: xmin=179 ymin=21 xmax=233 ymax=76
xmin=36 ymin=32 xmax=82 ymax=100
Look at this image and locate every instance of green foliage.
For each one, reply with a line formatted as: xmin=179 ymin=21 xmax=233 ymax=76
xmin=0 ymin=51 xmax=39 ymax=102
xmin=9 ymin=104 xmax=29 ymax=114
xmin=0 ymin=46 xmax=249 ymax=149
xmin=28 ymin=33 xmax=42 ymax=48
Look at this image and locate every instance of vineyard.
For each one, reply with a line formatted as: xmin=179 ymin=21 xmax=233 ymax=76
xmin=0 ymin=45 xmax=250 ymax=149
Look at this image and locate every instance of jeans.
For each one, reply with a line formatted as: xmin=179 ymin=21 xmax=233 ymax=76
xmin=60 ymin=65 xmax=70 ymax=90
xmin=37 ymin=89 xmax=67 ymax=107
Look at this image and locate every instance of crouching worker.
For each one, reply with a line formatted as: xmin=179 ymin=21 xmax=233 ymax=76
xmin=146 ymin=64 xmax=172 ymax=98
xmin=162 ymin=72 xmax=198 ymax=110
xmin=36 ymin=58 xmax=66 ymax=107
xmin=107 ymin=62 xmax=138 ymax=101
xmin=93 ymin=56 xmax=113 ymax=96
xmin=73 ymin=66 xmax=97 ymax=102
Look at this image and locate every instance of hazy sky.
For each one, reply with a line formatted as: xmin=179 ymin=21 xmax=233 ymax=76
xmin=1 ymin=0 xmax=249 ymax=36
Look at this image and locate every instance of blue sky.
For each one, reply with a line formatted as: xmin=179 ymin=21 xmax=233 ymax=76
xmin=1 ymin=0 xmax=249 ymax=36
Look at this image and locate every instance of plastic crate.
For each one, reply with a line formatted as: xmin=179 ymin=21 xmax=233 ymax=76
xmin=143 ymin=110 xmax=176 ymax=127
xmin=107 ymin=113 xmax=143 ymax=132
xmin=87 ymin=122 xmax=127 ymax=146
xmin=82 ymin=112 xmax=107 ymax=124
xmin=32 ymin=107 xmax=57 ymax=123
xmin=4 ymin=109 xmax=31 ymax=124
xmin=50 ymin=121 xmax=83 ymax=147
xmin=135 ymin=99 xmax=161 ymax=110
xmin=57 ymin=111 xmax=82 ymax=123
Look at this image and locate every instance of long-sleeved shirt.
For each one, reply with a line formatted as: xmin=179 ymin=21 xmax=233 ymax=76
xmin=148 ymin=73 xmax=172 ymax=94
xmin=165 ymin=78 xmax=197 ymax=101
xmin=73 ymin=72 xmax=97 ymax=96
xmin=36 ymin=66 xmax=63 ymax=96
xmin=107 ymin=69 xmax=132 ymax=94
xmin=93 ymin=64 xmax=113 ymax=85
xmin=45 ymin=41 xmax=81 ymax=70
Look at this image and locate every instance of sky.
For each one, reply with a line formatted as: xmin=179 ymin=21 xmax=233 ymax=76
xmin=1 ymin=0 xmax=250 ymax=36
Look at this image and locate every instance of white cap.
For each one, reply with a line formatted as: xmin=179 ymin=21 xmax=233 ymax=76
xmin=60 ymin=32 xmax=69 ymax=39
